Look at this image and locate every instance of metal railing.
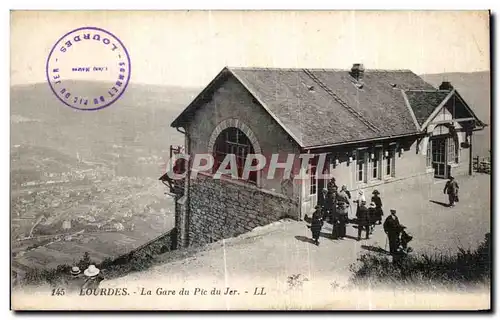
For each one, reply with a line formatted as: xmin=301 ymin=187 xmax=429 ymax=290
xmin=473 ymin=151 xmax=491 ymax=174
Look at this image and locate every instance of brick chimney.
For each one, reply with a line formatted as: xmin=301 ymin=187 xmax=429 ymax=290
xmin=350 ymin=63 xmax=365 ymax=81
xmin=439 ymin=81 xmax=454 ymax=91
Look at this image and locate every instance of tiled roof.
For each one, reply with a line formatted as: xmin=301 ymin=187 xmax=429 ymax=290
xmin=230 ymin=68 xmax=435 ymax=147
xmin=404 ymin=90 xmax=451 ymax=126
xmin=172 ymin=67 xmax=441 ymax=148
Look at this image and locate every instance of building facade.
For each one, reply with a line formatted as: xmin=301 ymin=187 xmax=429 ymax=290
xmin=164 ymin=65 xmax=485 ymax=248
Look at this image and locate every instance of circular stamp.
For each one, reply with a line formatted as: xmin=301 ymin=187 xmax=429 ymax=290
xmin=46 ymin=27 xmax=131 ymax=111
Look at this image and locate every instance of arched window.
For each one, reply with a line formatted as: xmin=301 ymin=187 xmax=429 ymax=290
xmin=213 ymin=127 xmax=257 ymax=183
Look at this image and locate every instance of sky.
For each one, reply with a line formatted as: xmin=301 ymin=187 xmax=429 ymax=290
xmin=10 ymin=10 xmax=490 ymax=87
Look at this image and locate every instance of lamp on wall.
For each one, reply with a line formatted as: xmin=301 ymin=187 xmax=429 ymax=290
xmin=399 ymin=148 xmax=404 ymax=157
xmin=370 ymin=153 xmax=375 ymax=159
xmin=348 ymin=156 xmax=353 ymax=164
xmin=384 ymin=150 xmax=389 ymax=158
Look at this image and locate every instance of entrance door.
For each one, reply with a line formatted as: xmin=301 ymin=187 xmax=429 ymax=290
xmin=300 ymin=157 xmax=318 ymax=218
xmin=431 ymin=138 xmax=447 ymax=178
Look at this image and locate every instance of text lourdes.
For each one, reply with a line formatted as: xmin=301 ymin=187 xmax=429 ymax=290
xmin=60 ymin=33 xmax=120 ymax=53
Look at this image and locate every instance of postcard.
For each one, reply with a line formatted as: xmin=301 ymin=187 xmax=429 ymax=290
xmin=10 ymin=10 xmax=491 ymax=310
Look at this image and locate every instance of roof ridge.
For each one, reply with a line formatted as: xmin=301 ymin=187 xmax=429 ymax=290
xmin=227 ymin=66 xmax=414 ymax=73
xmin=405 ymin=89 xmax=451 ymax=93
xmin=365 ymin=69 xmax=413 ymax=72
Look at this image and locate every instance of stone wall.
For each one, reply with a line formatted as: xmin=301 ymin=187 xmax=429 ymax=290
xmin=113 ymin=228 xmax=178 ymax=264
xmin=187 ymin=173 xmax=299 ymax=247
xmin=174 ymin=194 xmax=188 ymax=248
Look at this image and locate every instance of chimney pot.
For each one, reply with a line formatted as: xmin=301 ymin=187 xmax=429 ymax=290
xmin=350 ymin=63 xmax=365 ymax=81
xmin=439 ymin=81 xmax=453 ymax=91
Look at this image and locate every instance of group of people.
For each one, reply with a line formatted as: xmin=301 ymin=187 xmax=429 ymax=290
xmin=309 ymin=177 xmax=412 ymax=256
xmin=61 ymin=264 xmax=105 ymax=293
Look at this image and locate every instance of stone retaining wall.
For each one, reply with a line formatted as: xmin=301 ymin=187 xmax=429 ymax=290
xmin=187 ymin=174 xmax=299 ymax=247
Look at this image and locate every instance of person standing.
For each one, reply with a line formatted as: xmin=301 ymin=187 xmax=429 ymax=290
xmin=335 ymin=202 xmax=349 ymax=240
xmin=443 ymin=176 xmax=460 ymax=207
xmin=371 ymin=190 xmax=384 ymax=224
xmin=354 ymin=190 xmax=366 ymax=208
xmin=327 ymin=186 xmax=338 ymax=224
xmin=318 ymin=188 xmax=330 ymax=220
xmin=337 ymin=186 xmax=350 ymax=207
xmin=310 ymin=205 xmax=323 ymax=246
xmin=383 ymin=209 xmax=402 ymax=254
xmin=340 ymin=185 xmax=351 ymax=200
xmin=335 ymin=186 xmax=350 ymax=239
xmin=318 ymin=188 xmax=328 ymax=208
xmin=327 ymin=177 xmax=338 ymax=194
xmin=356 ymin=200 xmax=370 ymax=240
xmin=368 ymin=202 xmax=377 ymax=234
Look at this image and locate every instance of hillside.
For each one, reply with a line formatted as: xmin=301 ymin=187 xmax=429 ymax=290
xmin=10 ymin=82 xmax=199 ymax=275
xmin=11 ymin=82 xmax=199 ymax=173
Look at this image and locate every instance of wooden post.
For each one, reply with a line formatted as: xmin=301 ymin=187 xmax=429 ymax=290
xmin=468 ymin=132 xmax=473 ymax=175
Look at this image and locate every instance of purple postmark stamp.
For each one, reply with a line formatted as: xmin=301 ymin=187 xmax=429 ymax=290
xmin=46 ymin=27 xmax=131 ymax=111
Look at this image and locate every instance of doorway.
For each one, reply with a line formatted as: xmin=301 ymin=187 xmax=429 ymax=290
xmin=431 ymin=137 xmax=447 ymax=178
xmin=300 ymin=156 xmax=319 ymax=218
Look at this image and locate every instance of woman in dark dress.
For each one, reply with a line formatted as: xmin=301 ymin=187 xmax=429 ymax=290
xmin=371 ymin=190 xmax=384 ymax=224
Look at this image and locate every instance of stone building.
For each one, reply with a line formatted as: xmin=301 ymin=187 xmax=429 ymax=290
xmin=164 ymin=65 xmax=486 ymax=248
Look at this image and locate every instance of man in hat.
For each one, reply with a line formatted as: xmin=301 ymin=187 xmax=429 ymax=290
xmin=356 ymin=200 xmax=370 ymax=240
xmin=336 ymin=201 xmax=349 ymax=239
xmin=383 ymin=209 xmax=403 ymax=254
xmin=371 ymin=190 xmax=384 ymax=224
xmin=81 ymin=265 xmax=104 ymax=291
xmin=67 ymin=266 xmax=87 ymax=293
xmin=326 ymin=185 xmax=338 ymax=224
xmin=318 ymin=188 xmax=329 ymax=220
xmin=310 ymin=205 xmax=323 ymax=246
xmin=327 ymin=177 xmax=338 ymax=194
xmin=443 ymin=176 xmax=459 ymax=207
xmin=318 ymin=187 xmax=328 ymax=208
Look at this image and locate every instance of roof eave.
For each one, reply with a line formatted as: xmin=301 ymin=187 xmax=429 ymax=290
xmin=302 ymin=131 xmax=423 ymax=150
xmin=452 ymin=91 xmax=488 ymax=129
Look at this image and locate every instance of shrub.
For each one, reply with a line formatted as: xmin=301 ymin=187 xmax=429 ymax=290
xmin=77 ymin=251 xmax=93 ymax=270
xmin=349 ymin=233 xmax=491 ymax=289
